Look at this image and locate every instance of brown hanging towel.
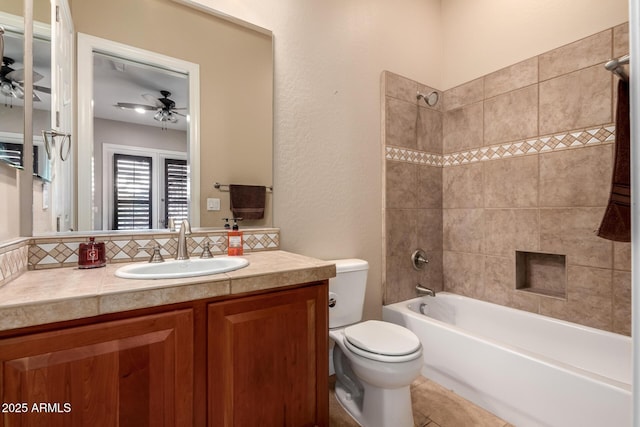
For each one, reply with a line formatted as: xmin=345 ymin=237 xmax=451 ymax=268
xmin=229 ymin=185 xmax=266 ymax=220
xmin=597 ymin=79 xmax=631 ymax=242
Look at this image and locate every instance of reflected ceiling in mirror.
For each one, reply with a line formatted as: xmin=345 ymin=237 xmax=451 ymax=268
xmin=93 ymin=53 xmax=188 ymax=131
xmin=0 ymin=20 xmax=51 ymax=125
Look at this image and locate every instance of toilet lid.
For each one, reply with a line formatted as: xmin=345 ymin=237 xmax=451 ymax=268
xmin=344 ymin=320 xmax=421 ymax=356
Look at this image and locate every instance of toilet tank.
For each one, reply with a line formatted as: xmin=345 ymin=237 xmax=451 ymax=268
xmin=328 ymin=259 xmax=369 ymax=329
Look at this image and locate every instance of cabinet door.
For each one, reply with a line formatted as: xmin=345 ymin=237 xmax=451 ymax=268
xmin=208 ymin=284 xmax=328 ymax=427
xmin=0 ymin=309 xmax=193 ymax=427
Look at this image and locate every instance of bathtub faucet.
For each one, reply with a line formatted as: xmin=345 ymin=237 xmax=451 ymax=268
xmin=416 ymin=284 xmax=435 ymax=297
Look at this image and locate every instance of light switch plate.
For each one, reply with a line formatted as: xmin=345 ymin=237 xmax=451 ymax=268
xmin=207 ymin=198 xmax=221 ymax=211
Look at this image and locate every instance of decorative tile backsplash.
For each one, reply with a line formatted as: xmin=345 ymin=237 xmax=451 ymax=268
xmin=0 ymin=239 xmax=29 ymax=286
xmin=386 ymin=124 xmax=615 ymax=167
xmin=28 ymin=229 xmax=280 ymax=270
xmin=0 ymin=229 xmax=280 ymax=277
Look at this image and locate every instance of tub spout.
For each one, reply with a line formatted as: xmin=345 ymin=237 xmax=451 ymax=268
xmin=416 ymin=284 xmax=435 ymax=297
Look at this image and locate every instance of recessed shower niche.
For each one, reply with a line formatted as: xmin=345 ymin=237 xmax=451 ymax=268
xmin=516 ymin=251 xmax=567 ymax=298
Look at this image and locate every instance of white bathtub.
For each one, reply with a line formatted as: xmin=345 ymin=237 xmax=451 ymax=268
xmin=382 ymin=292 xmax=632 ymax=427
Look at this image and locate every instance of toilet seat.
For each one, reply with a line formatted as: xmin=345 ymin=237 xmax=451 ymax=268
xmin=343 ymin=320 xmax=422 ymax=363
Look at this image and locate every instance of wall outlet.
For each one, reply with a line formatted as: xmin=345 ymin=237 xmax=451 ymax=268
xmin=207 ymin=198 xmax=221 ymax=211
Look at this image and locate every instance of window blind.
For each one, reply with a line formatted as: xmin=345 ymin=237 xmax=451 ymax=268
xmin=113 ymin=153 xmax=152 ymax=230
xmin=165 ymin=158 xmax=188 ymax=226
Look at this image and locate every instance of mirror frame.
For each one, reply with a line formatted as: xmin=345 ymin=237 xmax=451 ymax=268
xmin=76 ymin=33 xmax=200 ymax=231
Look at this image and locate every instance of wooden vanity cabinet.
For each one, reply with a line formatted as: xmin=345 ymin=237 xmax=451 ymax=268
xmin=0 ymin=280 xmax=328 ymax=427
xmin=208 ymin=284 xmax=329 ymax=427
xmin=0 ymin=309 xmax=194 ymax=427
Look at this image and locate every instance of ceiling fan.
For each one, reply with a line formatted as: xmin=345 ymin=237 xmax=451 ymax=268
xmin=115 ymin=90 xmax=186 ymax=127
xmin=1 ymin=56 xmax=51 ymax=103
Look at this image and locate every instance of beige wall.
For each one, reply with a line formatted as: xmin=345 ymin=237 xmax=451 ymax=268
xmin=1 ymin=0 xmax=22 ymax=17
xmin=441 ymin=0 xmax=629 ymax=89
xmin=70 ymin=0 xmax=272 ymax=229
xmin=188 ymin=0 xmax=444 ymax=321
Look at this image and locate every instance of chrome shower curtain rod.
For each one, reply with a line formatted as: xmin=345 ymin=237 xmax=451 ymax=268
xmin=605 ymin=54 xmax=630 ymax=81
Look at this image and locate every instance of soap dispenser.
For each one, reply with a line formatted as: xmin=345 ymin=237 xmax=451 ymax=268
xmin=227 ymin=218 xmax=244 ymax=256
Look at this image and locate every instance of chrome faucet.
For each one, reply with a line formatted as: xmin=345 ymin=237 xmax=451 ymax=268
xmin=416 ymin=284 xmax=435 ymax=297
xmin=176 ymin=219 xmax=192 ymax=260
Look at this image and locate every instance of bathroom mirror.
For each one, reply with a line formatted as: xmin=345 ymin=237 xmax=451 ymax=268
xmin=0 ymin=19 xmax=26 ymax=164
xmin=0 ymin=1 xmax=57 ymax=236
xmin=24 ymin=0 xmax=273 ymax=234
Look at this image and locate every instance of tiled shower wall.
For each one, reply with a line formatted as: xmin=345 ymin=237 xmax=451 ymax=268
xmin=383 ymin=73 xmax=444 ymax=304
xmin=383 ymin=22 xmax=631 ymax=335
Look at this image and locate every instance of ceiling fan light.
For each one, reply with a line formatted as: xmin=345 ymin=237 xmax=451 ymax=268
xmin=0 ymin=81 xmax=12 ymax=96
xmin=13 ymin=85 xmax=24 ymax=99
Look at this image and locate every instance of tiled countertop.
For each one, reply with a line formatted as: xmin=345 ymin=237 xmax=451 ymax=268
xmin=0 ymin=250 xmax=336 ymax=332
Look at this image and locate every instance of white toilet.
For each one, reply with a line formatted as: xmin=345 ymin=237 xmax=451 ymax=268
xmin=329 ymin=259 xmax=423 ymax=427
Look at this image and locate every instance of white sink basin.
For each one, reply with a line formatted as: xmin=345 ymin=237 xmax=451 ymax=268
xmin=115 ymin=257 xmax=249 ymax=279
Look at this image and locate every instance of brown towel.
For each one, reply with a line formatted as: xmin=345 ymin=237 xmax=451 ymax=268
xmin=229 ymin=185 xmax=266 ymax=220
xmin=597 ymin=79 xmax=630 ymax=242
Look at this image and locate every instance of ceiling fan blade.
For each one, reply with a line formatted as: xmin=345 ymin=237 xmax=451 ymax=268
xmin=32 ymin=91 xmax=41 ymax=102
xmin=6 ymin=68 xmax=44 ymax=83
xmin=142 ymin=93 xmax=163 ymax=107
xmin=115 ymin=102 xmax=157 ymax=110
xmin=5 ymin=69 xmax=23 ymax=82
xmin=172 ymin=107 xmax=187 ymax=110
xmin=33 ymin=70 xmax=44 ymax=83
xmin=172 ymin=111 xmax=186 ymax=117
xmin=33 ymin=85 xmax=51 ymax=94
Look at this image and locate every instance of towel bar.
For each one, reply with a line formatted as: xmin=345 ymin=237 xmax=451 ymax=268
xmin=605 ymin=54 xmax=630 ymax=81
xmin=214 ymin=182 xmax=273 ymax=192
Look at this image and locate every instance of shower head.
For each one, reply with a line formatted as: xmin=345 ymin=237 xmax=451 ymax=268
xmin=417 ymin=91 xmax=439 ymax=107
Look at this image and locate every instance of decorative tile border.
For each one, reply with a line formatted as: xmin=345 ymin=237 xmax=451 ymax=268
xmin=0 ymin=239 xmax=30 ymax=286
xmin=27 ymin=228 xmax=280 ymax=270
xmin=386 ymin=125 xmax=615 ymax=167
xmin=385 ymin=146 xmax=443 ymax=166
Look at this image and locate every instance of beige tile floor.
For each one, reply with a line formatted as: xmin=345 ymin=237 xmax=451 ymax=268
xmin=329 ymin=375 xmax=514 ymax=427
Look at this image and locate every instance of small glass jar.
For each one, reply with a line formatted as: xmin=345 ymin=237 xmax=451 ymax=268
xmin=78 ymin=237 xmax=106 ymax=269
